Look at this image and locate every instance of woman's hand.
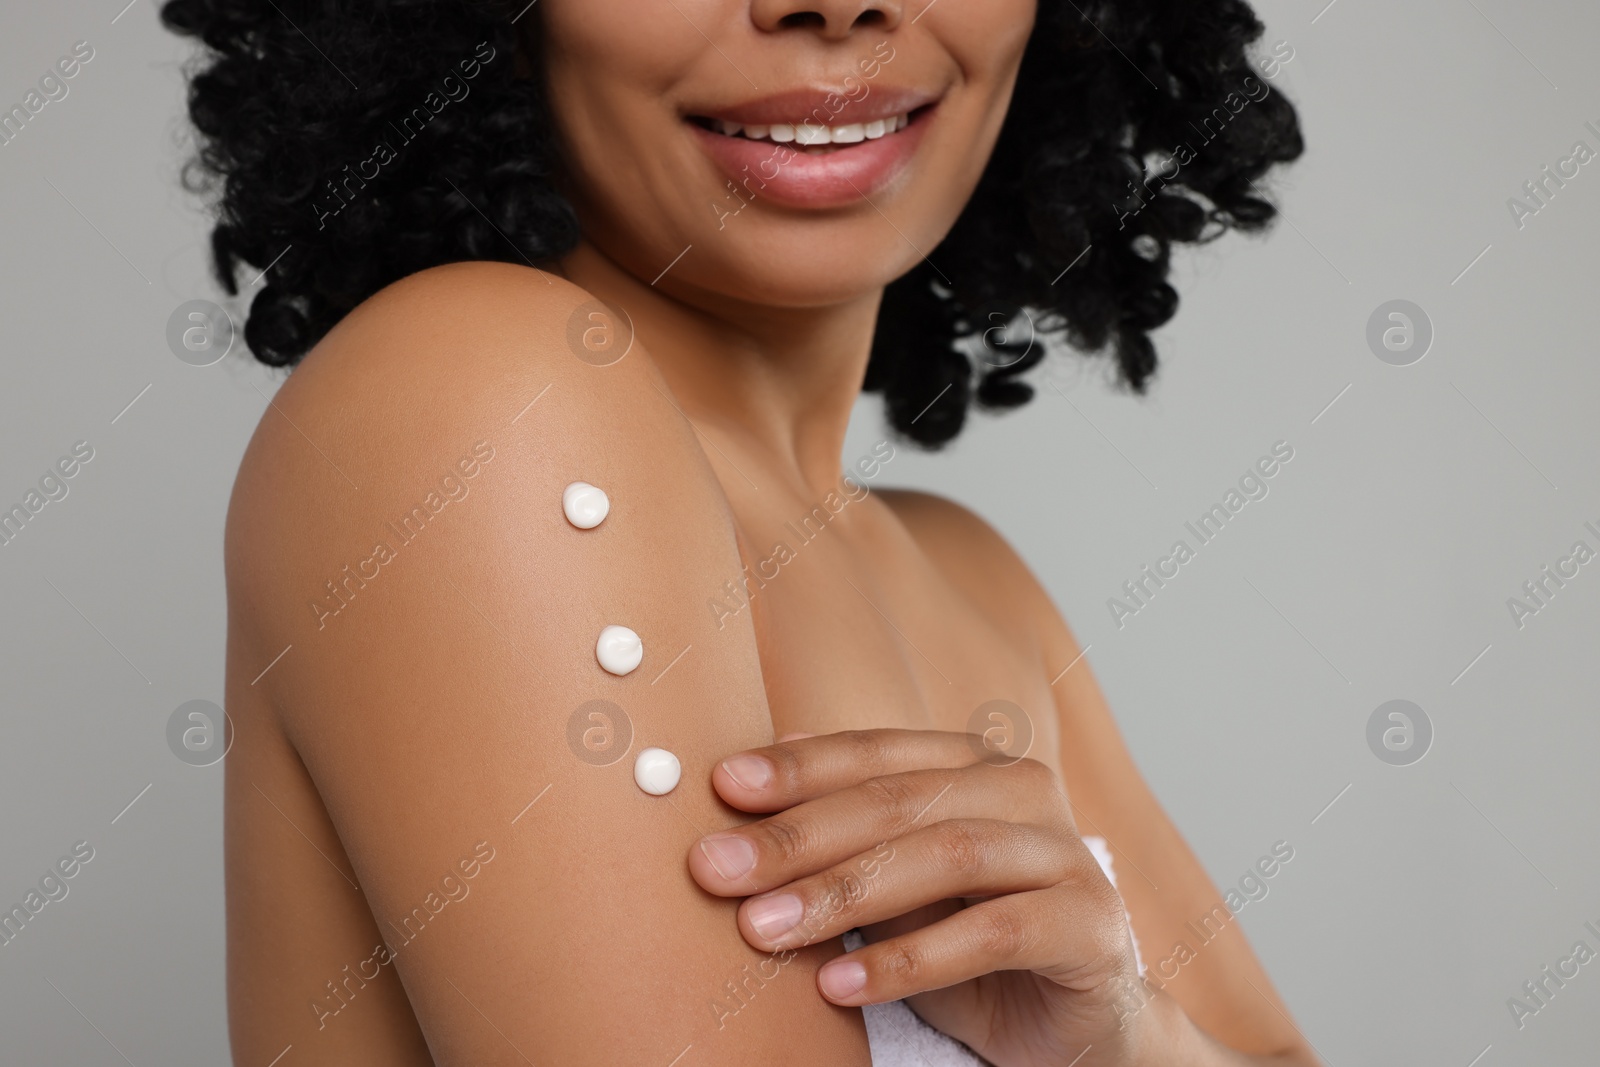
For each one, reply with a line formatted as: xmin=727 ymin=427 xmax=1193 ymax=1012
xmin=687 ymin=729 xmax=1159 ymax=1067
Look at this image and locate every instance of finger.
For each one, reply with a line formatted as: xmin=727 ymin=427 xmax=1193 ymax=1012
xmin=735 ymin=819 xmax=1080 ymax=951
xmin=814 ymin=882 xmax=1133 ymax=1007
xmin=691 ymin=759 xmax=1067 ymax=895
xmin=713 ymin=728 xmax=998 ymax=812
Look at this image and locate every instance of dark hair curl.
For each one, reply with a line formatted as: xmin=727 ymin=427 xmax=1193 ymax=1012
xmin=162 ymin=0 xmax=1302 ymax=447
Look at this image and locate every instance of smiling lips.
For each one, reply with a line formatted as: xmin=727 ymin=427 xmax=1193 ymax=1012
xmin=706 ymin=111 xmax=914 ymax=146
xmin=687 ymin=87 xmax=937 ymax=211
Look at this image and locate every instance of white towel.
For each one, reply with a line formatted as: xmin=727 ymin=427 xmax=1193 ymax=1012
xmin=847 ymin=834 xmax=1144 ymax=1066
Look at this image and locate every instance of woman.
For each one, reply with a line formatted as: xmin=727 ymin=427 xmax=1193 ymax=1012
xmin=164 ymin=0 xmax=1312 ymax=1063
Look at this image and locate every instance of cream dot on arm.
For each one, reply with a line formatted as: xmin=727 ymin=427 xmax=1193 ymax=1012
xmin=596 ymin=624 xmax=642 ymax=675
xmin=563 ymin=481 xmax=610 ymax=528
xmin=634 ymin=747 xmax=681 ymax=795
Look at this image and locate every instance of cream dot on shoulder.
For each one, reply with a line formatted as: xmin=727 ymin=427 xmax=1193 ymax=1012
xmin=596 ymin=624 xmax=643 ymax=676
xmin=634 ymin=747 xmax=681 ymax=795
xmin=563 ymin=481 xmax=610 ymax=529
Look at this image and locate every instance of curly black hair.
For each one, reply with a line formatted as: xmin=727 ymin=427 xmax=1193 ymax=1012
xmin=162 ymin=0 xmax=1302 ymax=447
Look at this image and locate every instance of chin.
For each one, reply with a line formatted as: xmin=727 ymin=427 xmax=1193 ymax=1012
xmin=691 ymin=225 xmax=928 ymax=309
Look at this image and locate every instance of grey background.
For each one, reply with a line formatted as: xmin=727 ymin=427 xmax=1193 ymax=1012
xmin=2 ymin=0 xmax=1597 ymax=1063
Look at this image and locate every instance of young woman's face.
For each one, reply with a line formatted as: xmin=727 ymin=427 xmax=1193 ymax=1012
xmin=534 ymin=0 xmax=1036 ymax=308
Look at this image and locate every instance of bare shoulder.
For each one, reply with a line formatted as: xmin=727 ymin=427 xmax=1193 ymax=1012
xmin=222 ymin=262 xmax=869 ymax=1064
xmin=876 ymin=486 xmax=1069 ymax=646
xmin=228 ymin=261 xmax=662 ymax=579
xmin=224 ymin=260 xmax=726 ymax=627
xmin=876 ymin=485 xmax=1017 ymax=556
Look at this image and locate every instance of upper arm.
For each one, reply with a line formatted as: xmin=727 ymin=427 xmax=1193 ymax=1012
xmin=224 ymin=263 xmax=870 ymax=1065
xmin=1024 ymin=563 xmax=1312 ymax=1055
xmin=1041 ymin=612 xmax=1310 ymax=1056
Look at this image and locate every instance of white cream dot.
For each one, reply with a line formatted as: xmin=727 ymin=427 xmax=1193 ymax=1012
xmin=634 ymin=747 xmax=681 ymax=795
xmin=596 ymin=624 xmax=643 ymax=676
xmin=563 ymin=481 xmax=610 ymax=529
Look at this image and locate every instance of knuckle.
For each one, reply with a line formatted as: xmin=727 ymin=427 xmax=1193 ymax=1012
xmin=1013 ymin=757 xmax=1057 ymax=789
xmin=1063 ymin=867 xmax=1132 ymax=961
xmin=1084 ymin=893 xmax=1134 ymax=970
xmin=971 ymin=899 xmax=1030 ymax=958
xmin=1045 ymin=834 xmax=1082 ymax=884
xmin=932 ymin=820 xmax=991 ymax=878
xmin=859 ymin=772 xmax=923 ymax=830
xmin=807 ymin=867 xmax=869 ymax=926
xmin=839 ymin=729 xmax=894 ymax=775
xmin=871 ymin=938 xmax=924 ymax=987
xmin=1088 ymin=852 xmax=1120 ymax=894
xmin=757 ymin=814 xmax=816 ymax=866
xmin=1029 ymin=826 xmax=1080 ymax=882
xmin=1089 ymin=873 xmax=1129 ymax=925
xmin=1073 ymin=842 xmax=1115 ymax=889
xmin=764 ymin=744 xmax=807 ymax=793
xmin=1058 ymin=845 xmax=1109 ymax=894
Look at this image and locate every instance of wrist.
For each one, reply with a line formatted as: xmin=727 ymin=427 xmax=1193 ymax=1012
xmin=1097 ymin=987 xmax=1313 ymax=1067
xmin=1094 ymin=979 xmax=1207 ymax=1067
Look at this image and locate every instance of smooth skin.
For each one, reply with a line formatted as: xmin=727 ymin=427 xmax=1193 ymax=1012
xmin=220 ymin=1 xmax=1319 ymax=1065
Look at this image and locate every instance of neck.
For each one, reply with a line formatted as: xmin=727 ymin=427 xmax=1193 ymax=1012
xmin=557 ymin=239 xmax=882 ymax=497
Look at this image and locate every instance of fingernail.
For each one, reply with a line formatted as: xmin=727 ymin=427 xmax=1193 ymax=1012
xmin=818 ymin=958 xmax=868 ymax=1001
xmin=721 ymin=755 xmax=773 ymax=791
xmin=699 ymin=836 xmax=756 ymax=880
xmin=746 ymin=893 xmax=803 ymax=941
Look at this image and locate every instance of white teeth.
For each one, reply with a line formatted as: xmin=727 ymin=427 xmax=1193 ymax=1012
xmin=795 ymin=122 xmax=830 ymax=145
xmin=710 ymin=111 xmax=912 ymax=145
